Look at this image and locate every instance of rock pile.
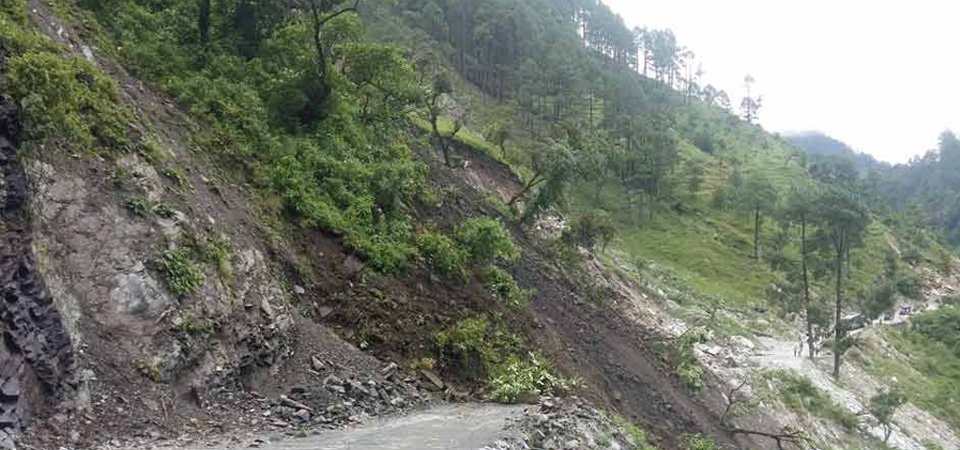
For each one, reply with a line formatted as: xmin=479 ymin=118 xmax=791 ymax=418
xmin=483 ymin=397 xmax=650 ymax=450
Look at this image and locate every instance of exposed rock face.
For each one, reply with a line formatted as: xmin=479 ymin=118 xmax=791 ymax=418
xmin=0 ymin=58 xmax=80 ymax=447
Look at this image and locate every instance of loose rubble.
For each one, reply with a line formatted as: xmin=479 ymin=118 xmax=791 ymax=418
xmin=482 ymin=397 xmax=650 ymax=450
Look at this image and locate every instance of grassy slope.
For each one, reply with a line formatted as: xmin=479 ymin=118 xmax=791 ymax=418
xmin=855 ymin=327 xmax=960 ymax=431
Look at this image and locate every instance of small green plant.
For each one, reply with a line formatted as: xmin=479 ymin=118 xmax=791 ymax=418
xmin=456 ymin=217 xmax=519 ymax=265
xmin=155 ymin=249 xmax=204 ymax=297
xmin=126 ymin=196 xmax=149 ymax=216
xmin=185 ymin=234 xmax=233 ymax=284
xmin=682 ymin=434 xmax=717 ymax=450
xmin=676 ymin=328 xmax=708 ymax=391
xmin=416 ymin=228 xmax=466 ymax=278
xmin=153 ymin=203 xmax=175 ymax=218
xmin=140 ymin=136 xmax=166 ymax=164
xmin=177 ymin=312 xmax=214 ymax=336
xmin=409 ymin=357 xmax=436 ymax=372
xmin=488 ymin=352 xmax=574 ymax=403
xmin=609 ymin=413 xmax=656 ymax=450
xmin=162 ymin=166 xmax=191 ymax=189
xmin=481 ymin=265 xmax=533 ymax=308
xmin=135 ymin=356 xmax=162 ymax=382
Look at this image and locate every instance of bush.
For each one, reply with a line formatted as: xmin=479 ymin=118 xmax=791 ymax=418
xmin=489 ymin=352 xmax=573 ymax=403
xmin=456 ymin=217 xmax=519 ymax=265
xmin=155 ymin=249 xmax=205 ymax=297
xmin=896 ymin=273 xmax=923 ymax=300
xmin=683 ymin=434 xmax=717 ymax=450
xmin=435 ymin=317 xmax=572 ymax=402
xmin=7 ymin=50 xmax=129 ymax=153
xmin=911 ymin=306 xmax=960 ymax=357
xmin=416 ymin=228 xmax=466 ymax=278
xmin=126 ymin=196 xmax=149 ymax=216
xmin=676 ymin=328 xmax=708 ymax=391
xmin=563 ymin=211 xmax=616 ymax=251
xmin=481 ymin=265 xmax=533 ymax=308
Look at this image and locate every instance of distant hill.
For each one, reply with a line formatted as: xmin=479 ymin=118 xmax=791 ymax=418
xmin=784 ymin=131 xmax=887 ymax=172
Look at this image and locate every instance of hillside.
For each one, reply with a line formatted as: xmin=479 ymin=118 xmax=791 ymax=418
xmin=784 ymin=131 xmax=886 ymax=173
xmin=1 ymin=0 xmax=960 ymax=450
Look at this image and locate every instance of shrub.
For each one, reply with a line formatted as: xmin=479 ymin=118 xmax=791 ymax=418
xmin=676 ymin=328 xmax=708 ymax=391
xmin=7 ymin=50 xmax=129 ymax=153
xmin=435 ymin=317 xmax=571 ymax=402
xmin=177 ymin=312 xmax=214 ymax=336
xmin=126 ymin=196 xmax=149 ymax=215
xmin=416 ymin=228 xmax=467 ymax=278
xmin=489 ymin=352 xmax=573 ymax=403
xmin=563 ymin=211 xmax=617 ymax=251
xmin=896 ymin=273 xmax=922 ymax=300
xmin=456 ymin=217 xmax=519 ymax=265
xmin=683 ymin=434 xmax=717 ymax=450
xmin=155 ymin=249 xmax=204 ymax=297
xmin=481 ymin=265 xmax=532 ymax=308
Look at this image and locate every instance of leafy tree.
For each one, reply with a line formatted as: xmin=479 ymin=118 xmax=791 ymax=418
xmin=814 ymin=185 xmax=869 ymax=378
xmin=783 ymin=184 xmax=818 ymax=358
xmin=738 ymin=173 xmax=778 ymax=261
xmin=484 ymin=120 xmax=511 ymax=159
xmin=859 ymin=281 xmax=896 ymax=321
xmin=563 ymin=211 xmax=617 ymax=251
xmin=868 ymin=388 xmax=908 ymax=443
xmin=456 ymin=217 xmax=519 ymax=265
xmin=740 ymin=74 xmax=762 ymax=123
xmin=508 ymin=140 xmax=575 ymax=208
xmin=424 ymin=69 xmax=461 ymax=167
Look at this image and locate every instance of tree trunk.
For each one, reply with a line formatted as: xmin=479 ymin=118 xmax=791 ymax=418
xmin=198 ymin=0 xmax=211 ymax=44
xmin=801 ymin=217 xmax=815 ymax=360
xmin=832 ymin=232 xmax=845 ymax=379
xmin=753 ymin=205 xmax=761 ymax=260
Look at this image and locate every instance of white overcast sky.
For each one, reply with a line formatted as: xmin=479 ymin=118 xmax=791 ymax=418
xmin=603 ymin=0 xmax=960 ymax=163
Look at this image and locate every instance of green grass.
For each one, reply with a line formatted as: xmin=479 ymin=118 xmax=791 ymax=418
xmin=155 ymin=249 xmax=205 ymax=297
xmin=767 ymin=369 xmax=859 ymax=430
xmin=856 ymin=327 xmax=960 ymax=430
xmin=612 ymin=211 xmax=774 ymax=307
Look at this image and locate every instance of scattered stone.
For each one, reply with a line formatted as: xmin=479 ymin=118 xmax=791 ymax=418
xmin=293 ymin=285 xmax=306 ymax=295
xmin=420 ymin=370 xmax=444 ymax=391
xmin=279 ymin=395 xmax=312 ymax=412
xmin=292 ymin=409 xmax=310 ymax=422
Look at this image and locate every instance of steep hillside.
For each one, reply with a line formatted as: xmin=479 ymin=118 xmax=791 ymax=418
xmin=0 ymin=1 xmax=776 ymax=449
xmin=2 ymin=0 xmax=960 ymax=449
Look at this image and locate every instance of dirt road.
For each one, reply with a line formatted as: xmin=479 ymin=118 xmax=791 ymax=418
xmin=141 ymin=403 xmax=524 ymax=450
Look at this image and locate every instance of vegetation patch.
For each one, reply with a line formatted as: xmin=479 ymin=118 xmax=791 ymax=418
xmin=480 ymin=265 xmax=533 ymax=309
xmin=435 ymin=316 xmax=573 ymax=403
xmin=1 ymin=12 xmax=129 ymax=154
xmin=455 ymin=217 xmax=519 ymax=265
xmin=675 ymin=328 xmax=708 ymax=391
xmin=155 ymin=248 xmax=205 ymax=297
xmin=415 ymin=227 xmax=466 ymax=278
xmin=766 ymin=369 xmax=858 ymax=430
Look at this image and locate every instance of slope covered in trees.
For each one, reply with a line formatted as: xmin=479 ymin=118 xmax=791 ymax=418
xmin=371 ymin=0 xmax=955 ymax=387
xmin=4 ymin=0 xmax=960 ymax=447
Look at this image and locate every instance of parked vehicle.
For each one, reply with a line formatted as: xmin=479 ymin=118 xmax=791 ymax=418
xmin=883 ymin=310 xmax=895 ymax=321
xmin=841 ymin=313 xmax=867 ymax=331
xmin=899 ymin=305 xmax=913 ymax=316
